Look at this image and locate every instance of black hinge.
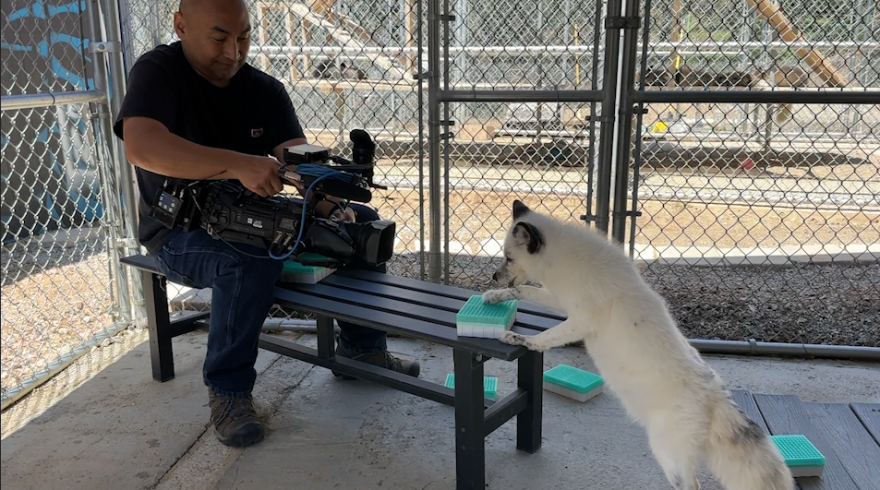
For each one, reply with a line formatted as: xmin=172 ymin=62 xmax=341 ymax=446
xmin=605 ymin=16 xmax=641 ymax=30
xmin=580 ymin=214 xmax=598 ymax=223
xmin=584 ymin=115 xmax=614 ymax=123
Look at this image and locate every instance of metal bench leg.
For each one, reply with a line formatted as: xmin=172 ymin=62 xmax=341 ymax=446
xmin=516 ymin=350 xmax=543 ymax=453
xmin=316 ymin=315 xmax=335 ymax=358
xmin=142 ymin=270 xmax=175 ymax=382
xmin=453 ymin=349 xmax=485 ymax=490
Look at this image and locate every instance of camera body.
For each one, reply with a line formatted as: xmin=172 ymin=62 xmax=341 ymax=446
xmin=148 ymin=130 xmax=396 ymax=268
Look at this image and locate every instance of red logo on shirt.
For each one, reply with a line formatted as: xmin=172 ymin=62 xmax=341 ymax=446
xmin=251 ymin=128 xmax=263 ymax=138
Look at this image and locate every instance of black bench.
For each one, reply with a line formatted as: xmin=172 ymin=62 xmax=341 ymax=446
xmin=120 ymin=254 xmax=565 ymax=490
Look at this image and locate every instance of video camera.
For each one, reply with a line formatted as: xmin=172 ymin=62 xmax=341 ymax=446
xmin=148 ymin=129 xmax=396 ymax=268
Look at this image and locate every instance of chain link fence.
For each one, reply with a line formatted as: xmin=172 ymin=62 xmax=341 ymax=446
xmin=626 ymin=0 xmax=879 ymax=347
xmin=114 ymin=0 xmax=877 ymax=347
xmin=1 ymin=0 xmax=138 ymax=409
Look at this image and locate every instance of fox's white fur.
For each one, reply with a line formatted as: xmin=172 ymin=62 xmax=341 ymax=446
xmin=483 ymin=200 xmax=794 ymax=490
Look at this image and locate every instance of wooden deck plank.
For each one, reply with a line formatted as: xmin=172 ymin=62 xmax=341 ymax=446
xmin=729 ymin=389 xmax=770 ymax=433
xmin=755 ymin=394 xmax=859 ymax=490
xmin=804 ymin=403 xmax=880 ymax=490
xmin=850 ymin=403 xmax=880 ymax=446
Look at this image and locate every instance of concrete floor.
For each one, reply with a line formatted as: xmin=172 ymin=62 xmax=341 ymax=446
xmin=1 ymin=330 xmax=878 ymax=490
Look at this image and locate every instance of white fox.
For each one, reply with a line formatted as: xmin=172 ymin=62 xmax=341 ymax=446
xmin=483 ymin=200 xmax=794 ymax=490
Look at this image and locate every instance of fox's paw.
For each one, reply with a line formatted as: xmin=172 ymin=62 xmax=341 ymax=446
xmin=499 ymin=331 xmax=527 ymax=346
xmin=482 ymin=288 xmax=517 ymax=304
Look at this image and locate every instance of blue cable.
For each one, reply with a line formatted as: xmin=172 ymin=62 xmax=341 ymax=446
xmin=268 ymin=165 xmax=357 ymax=261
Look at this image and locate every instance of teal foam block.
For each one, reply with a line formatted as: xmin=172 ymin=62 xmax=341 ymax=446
xmin=456 ymin=295 xmax=518 ymax=339
xmin=770 ymin=434 xmax=825 ymax=477
xmin=444 ymin=373 xmax=498 ymax=400
xmin=279 ymin=253 xmax=336 ymax=284
xmin=542 ymin=364 xmax=604 ymax=402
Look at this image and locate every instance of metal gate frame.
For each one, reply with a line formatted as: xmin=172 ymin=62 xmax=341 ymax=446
xmin=427 ymin=0 xmax=624 ymax=284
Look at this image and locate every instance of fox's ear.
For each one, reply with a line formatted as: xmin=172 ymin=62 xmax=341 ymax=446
xmin=512 ymin=200 xmax=530 ymax=220
xmin=512 ymin=222 xmax=544 ymax=254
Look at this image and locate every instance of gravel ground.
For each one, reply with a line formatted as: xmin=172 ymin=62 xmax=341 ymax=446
xmin=1 ymin=234 xmax=121 ymax=398
xmin=386 ymin=253 xmax=880 ymax=347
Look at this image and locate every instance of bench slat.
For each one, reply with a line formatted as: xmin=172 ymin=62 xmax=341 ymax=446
xmin=272 ymin=287 xmax=527 ymax=360
xmin=121 ymin=254 xmax=159 ymax=272
xmin=289 ymin=282 xmax=546 ymax=338
xmin=318 ymin=275 xmax=561 ymax=331
xmin=336 ymin=269 xmax=567 ymax=321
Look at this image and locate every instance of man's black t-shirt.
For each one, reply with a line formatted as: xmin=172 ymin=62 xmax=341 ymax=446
xmin=113 ymin=41 xmax=305 ymax=254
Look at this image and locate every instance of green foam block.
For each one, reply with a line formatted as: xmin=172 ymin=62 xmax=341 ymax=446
xmin=279 ymin=253 xmax=336 ymax=284
xmin=444 ymin=373 xmax=498 ymax=399
xmin=770 ymin=435 xmax=825 ymax=477
xmin=542 ymin=364 xmax=604 ymax=402
xmin=456 ymin=295 xmax=518 ymax=339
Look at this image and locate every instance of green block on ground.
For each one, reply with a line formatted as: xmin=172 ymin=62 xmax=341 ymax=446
xmin=444 ymin=373 xmax=498 ymax=399
xmin=543 ymin=364 xmax=604 ymax=402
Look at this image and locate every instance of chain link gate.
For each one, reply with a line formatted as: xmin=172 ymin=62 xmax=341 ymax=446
xmin=430 ymin=0 xmax=615 ymax=287
xmin=1 ymin=0 xmax=144 ymax=410
xmin=617 ymin=0 xmax=880 ymax=346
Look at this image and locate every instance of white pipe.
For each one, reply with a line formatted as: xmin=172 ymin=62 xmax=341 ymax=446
xmin=251 ymin=41 xmax=880 ymax=57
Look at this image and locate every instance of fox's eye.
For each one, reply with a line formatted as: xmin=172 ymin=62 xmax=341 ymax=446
xmin=506 ymin=256 xmax=514 ymax=264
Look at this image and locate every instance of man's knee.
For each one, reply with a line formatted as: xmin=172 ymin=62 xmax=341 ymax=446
xmin=351 ymin=203 xmax=381 ymax=223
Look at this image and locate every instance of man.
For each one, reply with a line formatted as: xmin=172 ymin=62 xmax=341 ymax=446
xmin=113 ymin=0 xmax=420 ymax=448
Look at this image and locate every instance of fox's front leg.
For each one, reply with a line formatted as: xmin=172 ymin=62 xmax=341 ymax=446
xmin=482 ymin=285 xmax=563 ymax=313
xmin=499 ymin=319 xmax=582 ymax=352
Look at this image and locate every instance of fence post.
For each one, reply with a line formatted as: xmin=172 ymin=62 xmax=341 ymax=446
xmin=86 ymin=0 xmax=131 ymax=323
xmin=99 ymin=0 xmax=148 ymax=327
xmin=593 ymin=0 xmax=625 ymax=237
xmin=427 ymin=0 xmax=443 ymax=283
xmin=610 ymin=0 xmax=641 ymax=244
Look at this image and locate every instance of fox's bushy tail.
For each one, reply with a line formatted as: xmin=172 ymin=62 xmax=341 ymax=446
xmin=705 ymin=399 xmax=794 ymax=490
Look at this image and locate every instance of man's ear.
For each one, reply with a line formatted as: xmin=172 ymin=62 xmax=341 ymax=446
xmin=512 ymin=199 xmax=530 ymax=220
xmin=173 ymin=12 xmax=187 ymax=39
xmin=512 ymin=222 xmax=544 ymax=254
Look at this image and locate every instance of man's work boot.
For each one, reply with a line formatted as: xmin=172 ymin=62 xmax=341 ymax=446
xmin=332 ymin=344 xmax=421 ymax=380
xmin=208 ymin=389 xmax=265 ymax=447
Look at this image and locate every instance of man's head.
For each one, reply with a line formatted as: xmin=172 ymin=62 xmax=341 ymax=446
xmin=174 ymin=0 xmax=252 ymax=86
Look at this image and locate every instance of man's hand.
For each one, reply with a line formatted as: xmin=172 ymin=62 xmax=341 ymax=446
xmin=330 ymin=206 xmax=356 ymax=223
xmin=230 ymin=155 xmax=285 ymax=197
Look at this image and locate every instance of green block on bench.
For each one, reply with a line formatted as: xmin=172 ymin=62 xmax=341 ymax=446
xmin=456 ymin=295 xmax=517 ymax=339
xmin=279 ymin=253 xmax=336 ymax=284
xmin=445 ymin=373 xmax=498 ymax=400
xmin=769 ymin=434 xmax=825 ymax=477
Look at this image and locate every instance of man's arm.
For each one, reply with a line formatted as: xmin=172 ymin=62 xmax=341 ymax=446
xmin=125 ymin=117 xmax=252 ymax=180
xmin=116 ymin=59 xmax=284 ymax=197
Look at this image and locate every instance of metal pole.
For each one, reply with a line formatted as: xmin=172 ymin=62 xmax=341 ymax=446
xmin=592 ymin=0 xmax=625 ymax=236
xmin=442 ymin=0 xmax=451 ymax=284
xmin=584 ymin=0 xmax=604 ymax=229
xmin=632 ymin=90 xmax=880 ymax=104
xmin=427 ymin=0 xmax=443 ymax=283
xmin=438 ymin=89 xmax=604 ymax=102
xmin=610 ymin=0 xmax=641 ymax=243
xmin=417 ymin=0 xmax=426 ymax=280
xmin=0 ymin=91 xmax=106 ymax=111
xmin=100 ymin=0 xmax=147 ymax=325
xmin=87 ymin=0 xmax=131 ymax=322
xmin=627 ymin=0 xmax=654 ymax=259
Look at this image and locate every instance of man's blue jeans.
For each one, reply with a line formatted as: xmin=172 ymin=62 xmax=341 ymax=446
xmin=152 ymin=202 xmax=388 ymax=396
